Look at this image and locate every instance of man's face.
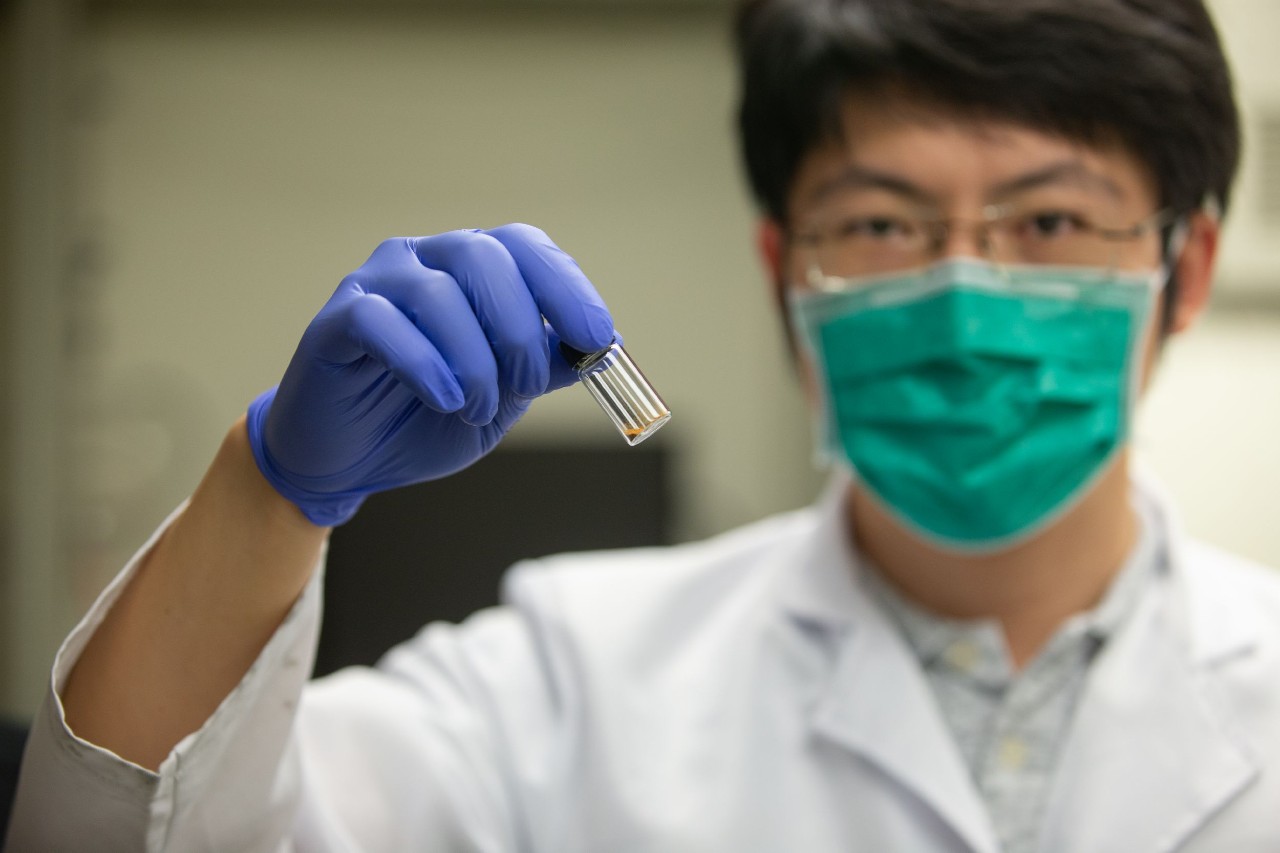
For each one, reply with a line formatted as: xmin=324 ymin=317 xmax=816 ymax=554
xmin=769 ymin=95 xmax=1210 ymax=399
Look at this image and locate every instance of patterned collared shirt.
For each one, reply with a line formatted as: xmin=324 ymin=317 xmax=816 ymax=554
xmin=860 ymin=503 xmax=1161 ymax=853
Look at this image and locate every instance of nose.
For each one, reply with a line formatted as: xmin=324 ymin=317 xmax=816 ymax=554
xmin=934 ymin=219 xmax=992 ymax=262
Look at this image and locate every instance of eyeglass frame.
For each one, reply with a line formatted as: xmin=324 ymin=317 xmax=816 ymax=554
xmin=787 ymin=203 xmax=1183 ymax=292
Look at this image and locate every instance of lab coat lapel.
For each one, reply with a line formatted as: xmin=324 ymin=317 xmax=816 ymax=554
xmin=808 ymin=603 xmax=1000 ymax=853
xmin=1041 ymin=549 xmax=1259 ymax=852
xmin=780 ymin=475 xmax=998 ymax=853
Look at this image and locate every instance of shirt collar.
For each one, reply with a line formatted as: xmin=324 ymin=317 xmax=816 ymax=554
xmin=858 ymin=491 xmax=1165 ymax=685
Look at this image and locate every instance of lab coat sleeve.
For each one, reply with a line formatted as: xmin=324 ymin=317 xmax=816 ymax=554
xmin=7 ymin=507 xmax=572 ymax=853
xmin=5 ymin=503 xmax=325 ymax=853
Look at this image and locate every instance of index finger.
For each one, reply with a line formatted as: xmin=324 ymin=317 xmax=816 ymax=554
xmin=483 ymin=223 xmax=616 ymax=355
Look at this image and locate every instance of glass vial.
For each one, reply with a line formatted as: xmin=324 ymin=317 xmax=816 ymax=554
xmin=561 ymin=340 xmax=671 ymax=446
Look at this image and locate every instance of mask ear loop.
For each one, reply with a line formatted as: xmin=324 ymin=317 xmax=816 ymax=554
xmin=1166 ymin=216 xmax=1191 ymax=268
xmin=1151 ymin=207 xmax=1200 ymax=342
xmin=805 ymin=250 xmax=844 ymax=294
xmin=1153 ymin=218 xmax=1190 ymax=293
xmin=1131 ymin=205 xmax=1204 ymax=454
xmin=792 ymin=225 xmax=848 ymax=295
xmin=1160 ymin=194 xmax=1221 ymax=335
xmin=805 ymin=258 xmax=828 ymax=292
xmin=1120 ymin=212 xmax=1192 ymax=494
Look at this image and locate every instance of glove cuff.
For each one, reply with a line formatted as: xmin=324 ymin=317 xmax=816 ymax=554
xmin=246 ymin=388 xmax=367 ymax=527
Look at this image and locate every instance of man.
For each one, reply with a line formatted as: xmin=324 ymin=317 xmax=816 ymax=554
xmin=9 ymin=0 xmax=1279 ymax=850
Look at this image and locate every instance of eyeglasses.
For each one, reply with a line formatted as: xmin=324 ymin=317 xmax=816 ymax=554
xmin=790 ymin=202 xmax=1177 ymax=286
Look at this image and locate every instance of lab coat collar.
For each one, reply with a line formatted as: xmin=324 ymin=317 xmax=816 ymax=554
xmin=1137 ymin=464 xmax=1260 ymax=668
xmin=775 ymin=468 xmax=1261 ymax=853
xmin=778 ymin=465 xmax=1265 ymax=660
xmin=775 ymin=470 xmax=865 ymax=629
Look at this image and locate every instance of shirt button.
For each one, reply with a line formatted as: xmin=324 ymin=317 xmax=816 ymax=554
xmin=998 ymin=735 xmax=1028 ymax=771
xmin=944 ymin=640 xmax=980 ymax=672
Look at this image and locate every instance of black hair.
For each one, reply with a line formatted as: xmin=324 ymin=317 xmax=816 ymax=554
xmin=736 ymin=0 xmax=1240 ymax=222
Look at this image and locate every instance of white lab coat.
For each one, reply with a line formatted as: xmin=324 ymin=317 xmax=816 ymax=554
xmin=7 ymin=475 xmax=1280 ymax=852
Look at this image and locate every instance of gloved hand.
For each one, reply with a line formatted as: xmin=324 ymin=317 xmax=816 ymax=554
xmin=246 ymin=224 xmax=616 ymax=526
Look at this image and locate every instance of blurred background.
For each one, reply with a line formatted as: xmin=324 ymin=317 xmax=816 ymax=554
xmin=1 ymin=0 xmax=1277 ymax=721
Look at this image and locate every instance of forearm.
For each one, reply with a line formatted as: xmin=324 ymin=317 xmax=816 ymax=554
xmin=61 ymin=415 xmax=328 ymax=771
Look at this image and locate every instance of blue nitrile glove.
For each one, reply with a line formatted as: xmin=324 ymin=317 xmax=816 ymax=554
xmin=246 ymin=224 xmax=616 ymax=526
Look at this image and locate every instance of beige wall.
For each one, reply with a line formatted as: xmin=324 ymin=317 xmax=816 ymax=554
xmin=1137 ymin=313 xmax=1280 ymax=564
xmin=0 ymin=5 xmax=14 ymax=711
xmin=3 ymin=0 xmax=82 ymax=720
xmin=1206 ymin=0 xmax=1280 ymax=292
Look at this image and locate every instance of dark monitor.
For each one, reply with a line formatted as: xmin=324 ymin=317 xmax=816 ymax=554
xmin=316 ymin=443 xmax=673 ymax=677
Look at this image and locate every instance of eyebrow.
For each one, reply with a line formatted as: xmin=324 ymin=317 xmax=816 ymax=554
xmin=803 ymin=159 xmax=1128 ymax=210
xmin=989 ymin=161 xmax=1127 ymax=201
xmin=805 ymin=165 xmax=936 ymax=208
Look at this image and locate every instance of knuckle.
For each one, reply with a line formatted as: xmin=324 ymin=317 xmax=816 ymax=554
xmin=343 ymin=291 xmax=389 ymax=331
xmin=490 ymin=222 xmax=549 ymax=246
xmin=372 ymin=236 xmax=412 ymax=261
xmin=337 ymin=271 xmax=363 ymax=294
xmin=446 ymin=230 xmax=506 ymax=270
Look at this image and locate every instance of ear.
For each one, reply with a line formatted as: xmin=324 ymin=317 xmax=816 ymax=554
xmin=757 ymin=217 xmax=787 ymax=300
xmin=756 ymin=217 xmax=819 ymax=399
xmin=1168 ymin=210 xmax=1220 ymax=335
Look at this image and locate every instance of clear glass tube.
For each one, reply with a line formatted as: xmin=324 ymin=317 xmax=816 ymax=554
xmin=563 ymin=340 xmax=671 ymax=446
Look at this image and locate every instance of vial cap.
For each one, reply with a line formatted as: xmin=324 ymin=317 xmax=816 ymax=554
xmin=558 ymin=341 xmax=591 ymax=369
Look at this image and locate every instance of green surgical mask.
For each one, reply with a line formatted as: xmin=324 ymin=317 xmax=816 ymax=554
xmin=790 ymin=257 xmax=1164 ymax=553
